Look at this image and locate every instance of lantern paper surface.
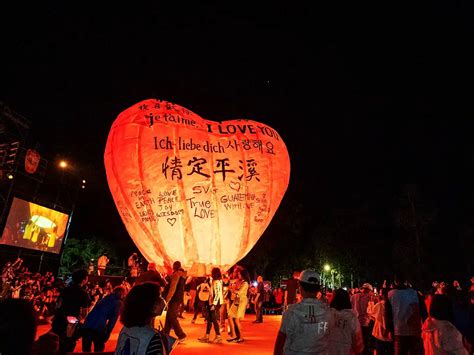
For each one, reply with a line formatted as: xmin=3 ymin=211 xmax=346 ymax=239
xmin=104 ymin=99 xmax=290 ymax=275
xmin=25 ymin=149 xmax=40 ymax=174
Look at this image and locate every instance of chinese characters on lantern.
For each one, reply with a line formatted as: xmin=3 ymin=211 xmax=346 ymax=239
xmin=105 ymin=99 xmax=290 ymax=274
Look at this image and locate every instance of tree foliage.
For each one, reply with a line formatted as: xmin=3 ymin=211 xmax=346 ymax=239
xmin=59 ymin=236 xmax=118 ymax=276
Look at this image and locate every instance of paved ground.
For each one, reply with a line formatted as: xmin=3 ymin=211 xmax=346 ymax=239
xmin=37 ymin=313 xmax=282 ymax=354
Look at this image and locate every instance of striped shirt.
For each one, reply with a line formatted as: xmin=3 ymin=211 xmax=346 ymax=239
xmin=146 ymin=332 xmax=164 ymax=354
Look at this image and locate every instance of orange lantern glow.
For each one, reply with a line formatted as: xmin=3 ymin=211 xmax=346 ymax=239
xmin=25 ymin=149 xmax=40 ymax=174
xmin=104 ymin=99 xmax=290 ymax=275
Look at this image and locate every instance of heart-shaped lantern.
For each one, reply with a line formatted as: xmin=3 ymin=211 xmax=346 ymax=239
xmin=104 ymin=99 xmax=290 ymax=275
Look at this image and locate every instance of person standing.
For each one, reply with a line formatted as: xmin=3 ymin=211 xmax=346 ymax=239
xmin=227 ymin=267 xmax=250 ymax=343
xmin=226 ymin=265 xmax=243 ymax=337
xmin=368 ymin=288 xmax=393 ymax=354
xmin=274 ymin=269 xmax=334 ymax=355
xmin=164 ymin=261 xmax=187 ymax=343
xmin=97 ymin=254 xmax=109 ymax=276
xmin=328 ymin=288 xmax=364 ymax=354
xmin=422 ymin=294 xmax=469 ymax=355
xmin=253 ymin=275 xmax=265 ymax=323
xmin=351 ymin=283 xmax=373 ymax=354
xmin=386 ymin=273 xmax=427 ymax=355
xmin=81 ymin=286 xmax=127 ymax=352
xmin=128 ymin=253 xmax=139 ymax=278
xmin=88 ymin=260 xmax=95 ymax=275
xmin=191 ymin=278 xmax=208 ymax=323
xmin=273 ymin=287 xmax=284 ymax=313
xmin=219 ymin=273 xmax=231 ymax=332
xmin=52 ymin=269 xmax=90 ymax=355
xmin=198 ymin=267 xmax=224 ymax=343
xmin=284 ymin=271 xmax=300 ymax=311
xmin=188 ymin=276 xmax=198 ymax=314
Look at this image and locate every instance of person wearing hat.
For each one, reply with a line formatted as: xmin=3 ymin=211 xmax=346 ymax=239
xmin=351 ymin=282 xmax=373 ymax=354
xmin=274 ymin=269 xmax=334 ymax=354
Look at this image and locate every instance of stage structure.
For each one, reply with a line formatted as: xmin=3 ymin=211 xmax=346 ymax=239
xmin=0 ymin=102 xmax=36 ymax=225
xmin=1 ymin=197 xmax=70 ymax=254
xmin=0 ymin=103 xmax=81 ymax=274
xmin=105 ymin=99 xmax=291 ymax=275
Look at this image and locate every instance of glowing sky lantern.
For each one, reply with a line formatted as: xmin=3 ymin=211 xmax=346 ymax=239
xmin=104 ymin=99 xmax=290 ymax=275
xmin=31 ymin=215 xmax=56 ymax=229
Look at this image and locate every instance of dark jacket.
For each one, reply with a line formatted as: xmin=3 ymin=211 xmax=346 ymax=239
xmin=52 ymin=283 xmax=90 ymax=333
xmin=83 ymin=293 xmax=122 ymax=339
xmin=165 ymin=269 xmax=186 ymax=304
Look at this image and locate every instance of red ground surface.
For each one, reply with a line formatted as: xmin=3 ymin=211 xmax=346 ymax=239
xmin=37 ymin=313 xmax=281 ymax=354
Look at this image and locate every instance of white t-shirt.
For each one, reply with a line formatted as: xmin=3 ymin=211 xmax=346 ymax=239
xmin=388 ymin=288 xmax=422 ymax=336
xmin=279 ymin=298 xmax=334 ymax=355
xmin=327 ymin=308 xmax=364 ymax=355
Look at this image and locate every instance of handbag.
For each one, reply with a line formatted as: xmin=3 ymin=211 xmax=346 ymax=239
xmin=159 ymin=331 xmax=178 ymax=354
xmin=153 ymin=307 xmax=178 ymax=354
xmin=154 ymin=304 xmax=168 ymax=330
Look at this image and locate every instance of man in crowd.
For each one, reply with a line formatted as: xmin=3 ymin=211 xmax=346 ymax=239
xmin=351 ymin=282 xmax=373 ymax=354
xmin=52 ymin=269 xmax=90 ymax=354
xmin=274 ymin=269 xmax=334 ymax=354
xmin=81 ymin=285 xmax=127 ymax=352
xmin=253 ymin=275 xmax=265 ymax=323
xmin=97 ymin=254 xmax=109 ymax=276
xmin=164 ymin=261 xmax=187 ymax=343
xmin=386 ymin=272 xmax=427 ymax=355
xmin=284 ymin=271 xmax=300 ymax=311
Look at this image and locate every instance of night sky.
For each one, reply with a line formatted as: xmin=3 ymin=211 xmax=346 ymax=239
xmin=1 ymin=2 xmax=473 ymax=282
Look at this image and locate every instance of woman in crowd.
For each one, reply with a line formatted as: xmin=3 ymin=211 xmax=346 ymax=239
xmin=368 ymin=288 xmax=393 ymax=354
xmin=219 ymin=273 xmax=231 ymax=332
xmin=422 ymin=294 xmax=469 ymax=354
xmin=198 ymin=267 xmax=224 ymax=343
xmin=115 ymin=282 xmax=168 ymax=355
xmin=273 ymin=286 xmax=284 ymax=313
xmin=328 ymin=288 xmax=364 ymax=354
xmin=191 ymin=277 xmax=207 ymax=324
xmin=226 ymin=267 xmax=250 ymax=343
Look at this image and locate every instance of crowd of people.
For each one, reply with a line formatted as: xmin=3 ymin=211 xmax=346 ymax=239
xmin=0 ymin=257 xmax=258 ymax=354
xmin=274 ymin=271 xmax=474 ymax=355
xmin=0 ymin=255 xmax=473 ymax=354
xmin=0 ymin=257 xmax=132 ymax=324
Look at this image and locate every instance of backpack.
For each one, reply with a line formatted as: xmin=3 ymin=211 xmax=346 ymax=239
xmin=198 ymin=282 xmax=210 ymax=302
